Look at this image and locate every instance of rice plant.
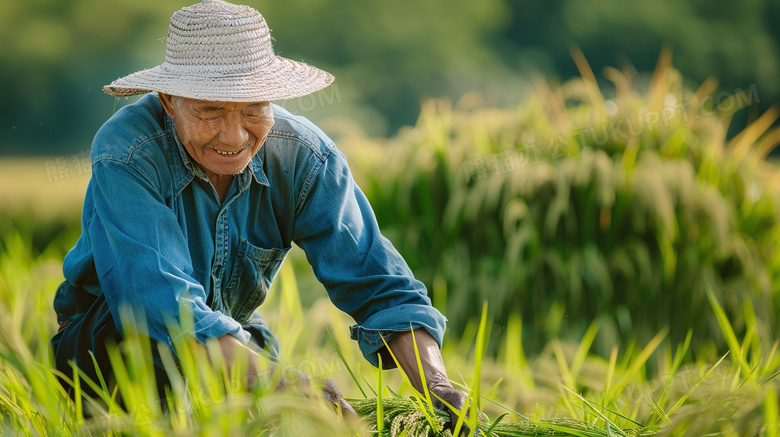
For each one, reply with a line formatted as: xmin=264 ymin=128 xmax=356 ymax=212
xmin=342 ymin=50 xmax=780 ymax=358
xmin=1 ymin=230 xmax=780 ymax=435
xmin=352 ymin=396 xmax=658 ymax=437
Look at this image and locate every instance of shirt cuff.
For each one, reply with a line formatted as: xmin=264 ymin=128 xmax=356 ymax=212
xmin=192 ymin=310 xmax=252 ymax=345
xmin=166 ymin=311 xmax=252 ymax=365
xmin=349 ymin=303 xmax=447 ymax=369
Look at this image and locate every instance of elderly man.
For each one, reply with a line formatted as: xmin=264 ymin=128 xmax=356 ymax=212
xmin=50 ymin=0 xmax=469 ymax=426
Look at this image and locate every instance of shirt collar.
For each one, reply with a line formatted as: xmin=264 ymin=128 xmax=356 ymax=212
xmin=165 ymin=114 xmax=270 ymax=194
xmin=248 ymin=152 xmax=269 ymax=187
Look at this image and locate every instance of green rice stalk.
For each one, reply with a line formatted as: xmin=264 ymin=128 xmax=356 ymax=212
xmin=350 ymin=397 xmax=658 ymax=437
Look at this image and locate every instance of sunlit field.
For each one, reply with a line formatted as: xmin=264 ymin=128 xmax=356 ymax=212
xmin=3 ymin=226 xmax=778 ymax=436
xmin=2 ymin=60 xmax=780 ymax=436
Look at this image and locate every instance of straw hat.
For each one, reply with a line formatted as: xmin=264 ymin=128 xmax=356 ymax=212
xmin=103 ymin=0 xmax=334 ymax=102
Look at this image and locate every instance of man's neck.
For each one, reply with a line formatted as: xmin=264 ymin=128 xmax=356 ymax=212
xmin=208 ymin=173 xmax=234 ymax=203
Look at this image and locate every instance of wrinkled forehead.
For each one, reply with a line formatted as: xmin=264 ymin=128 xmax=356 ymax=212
xmin=165 ymin=94 xmax=264 ymax=110
xmin=182 ymin=97 xmax=270 ymax=111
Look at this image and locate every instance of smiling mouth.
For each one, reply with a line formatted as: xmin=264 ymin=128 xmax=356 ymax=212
xmin=215 ymin=149 xmax=242 ymax=156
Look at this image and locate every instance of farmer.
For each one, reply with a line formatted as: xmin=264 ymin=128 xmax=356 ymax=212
xmin=50 ymin=0 xmax=470 ymax=427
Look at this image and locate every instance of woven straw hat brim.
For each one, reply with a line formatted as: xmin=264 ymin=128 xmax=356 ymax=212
xmin=103 ymin=0 xmax=334 ymax=102
xmin=103 ymin=56 xmax=334 ymax=102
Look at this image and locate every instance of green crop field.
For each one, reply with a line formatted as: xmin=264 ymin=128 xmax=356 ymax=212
xmin=1 ymin=60 xmax=779 ymax=436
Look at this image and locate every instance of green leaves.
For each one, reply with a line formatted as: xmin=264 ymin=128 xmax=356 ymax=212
xmin=347 ymin=59 xmax=780 ymax=358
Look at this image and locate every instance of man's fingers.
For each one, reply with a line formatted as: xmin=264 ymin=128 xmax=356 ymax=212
xmin=319 ymin=378 xmax=343 ymax=404
xmin=339 ymin=398 xmax=358 ymax=421
xmin=318 ymin=377 xmax=358 ymax=421
xmin=273 ymin=371 xmax=355 ymax=421
xmin=429 ymin=386 xmax=479 ymax=436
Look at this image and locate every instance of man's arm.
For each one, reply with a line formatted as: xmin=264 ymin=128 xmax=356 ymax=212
xmin=385 ymin=329 xmax=474 ymax=432
xmin=281 ymin=129 xmax=469 ymax=423
xmin=84 ymin=157 xmax=252 ymax=348
xmin=290 ymin=144 xmax=447 ymax=368
xmin=384 ymin=329 xmax=452 ymax=393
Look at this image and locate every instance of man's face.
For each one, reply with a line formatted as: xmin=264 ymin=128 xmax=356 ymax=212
xmin=159 ymin=94 xmax=275 ymax=179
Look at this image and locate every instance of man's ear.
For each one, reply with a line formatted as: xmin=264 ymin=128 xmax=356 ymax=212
xmin=158 ymin=93 xmax=177 ymax=119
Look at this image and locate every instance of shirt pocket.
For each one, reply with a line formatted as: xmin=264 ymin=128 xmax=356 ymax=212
xmin=224 ymin=239 xmax=291 ymax=324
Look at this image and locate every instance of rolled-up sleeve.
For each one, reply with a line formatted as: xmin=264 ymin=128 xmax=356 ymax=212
xmin=85 ymin=158 xmax=251 ymax=347
xmin=292 ymin=146 xmax=446 ymax=368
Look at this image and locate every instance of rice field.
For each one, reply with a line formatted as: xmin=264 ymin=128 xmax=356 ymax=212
xmin=2 ymin=58 xmax=780 ymax=435
xmin=0 ymin=193 xmax=778 ymax=436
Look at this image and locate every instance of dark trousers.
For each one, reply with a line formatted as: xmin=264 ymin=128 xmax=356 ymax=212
xmin=50 ymin=293 xmax=172 ymax=410
xmin=50 ymin=285 xmax=280 ymax=414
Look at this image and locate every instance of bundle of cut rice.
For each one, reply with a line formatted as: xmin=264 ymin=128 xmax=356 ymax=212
xmin=350 ymin=397 xmax=659 ymax=437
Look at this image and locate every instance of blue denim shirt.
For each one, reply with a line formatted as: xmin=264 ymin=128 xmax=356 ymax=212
xmin=54 ymin=94 xmax=446 ymax=367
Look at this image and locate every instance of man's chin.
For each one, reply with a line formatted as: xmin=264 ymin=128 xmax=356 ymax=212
xmin=212 ymin=168 xmax=248 ymax=177
xmin=209 ymin=161 xmax=251 ymax=177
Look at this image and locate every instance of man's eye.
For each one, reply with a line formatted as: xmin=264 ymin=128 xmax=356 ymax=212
xmin=244 ymin=105 xmax=272 ymax=119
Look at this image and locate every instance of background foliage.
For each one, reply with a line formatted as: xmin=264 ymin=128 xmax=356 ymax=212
xmin=341 ymin=57 xmax=780 ymax=359
xmin=1 ymin=0 xmax=779 ymax=153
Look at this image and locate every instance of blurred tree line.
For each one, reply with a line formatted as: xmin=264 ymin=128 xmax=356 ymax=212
xmin=1 ymin=0 xmax=779 ymax=154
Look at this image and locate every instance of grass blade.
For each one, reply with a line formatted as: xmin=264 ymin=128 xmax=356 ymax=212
xmin=706 ymin=287 xmax=751 ymax=376
xmin=766 ymin=386 xmax=778 ymax=437
xmin=325 ymin=327 xmax=366 ymax=398
xmin=665 ymin=352 xmax=729 ymax=417
xmin=377 ymin=354 xmax=384 ymax=433
xmin=560 ymin=385 xmax=626 ymax=435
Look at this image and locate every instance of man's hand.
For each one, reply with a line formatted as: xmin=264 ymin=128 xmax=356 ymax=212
xmin=386 ymin=329 xmax=481 ymax=435
xmin=215 ymin=335 xmax=356 ymax=420
xmin=429 ymin=383 xmax=473 ymax=433
xmin=274 ymin=367 xmax=357 ymax=420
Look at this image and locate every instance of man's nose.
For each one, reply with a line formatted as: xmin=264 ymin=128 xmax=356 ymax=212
xmin=220 ymin=111 xmax=250 ymax=147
